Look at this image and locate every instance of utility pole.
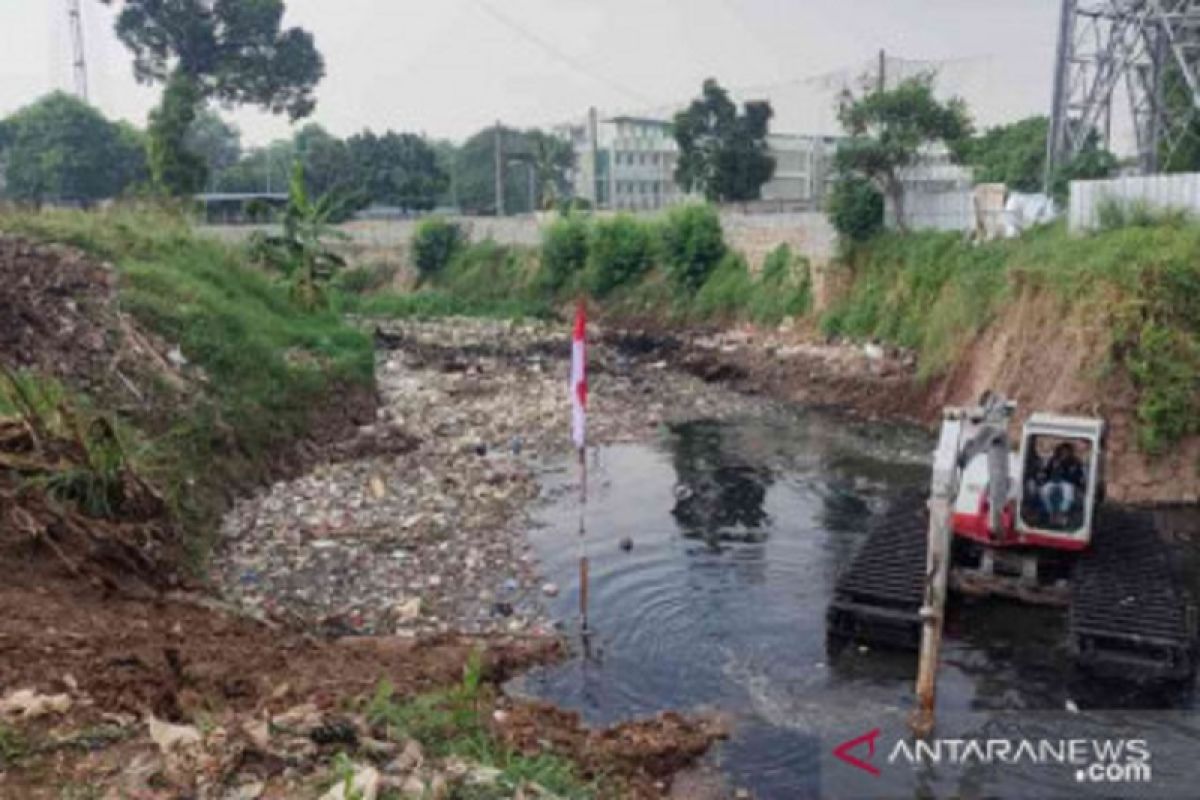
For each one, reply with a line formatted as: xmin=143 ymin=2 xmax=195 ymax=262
xmin=877 ymin=48 xmax=886 ymax=94
xmin=494 ymin=121 xmax=505 ymax=217
xmin=67 ymin=0 xmax=88 ymax=102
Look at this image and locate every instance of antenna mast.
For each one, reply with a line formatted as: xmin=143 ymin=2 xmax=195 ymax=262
xmin=67 ymin=0 xmax=89 ymax=102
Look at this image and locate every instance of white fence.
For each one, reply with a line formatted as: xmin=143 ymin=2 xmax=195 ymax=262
xmin=885 ymin=188 xmax=976 ymax=232
xmin=1069 ymin=173 xmax=1200 ymax=232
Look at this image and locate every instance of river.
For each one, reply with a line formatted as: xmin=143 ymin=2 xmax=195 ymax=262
xmin=512 ymin=411 xmax=1200 ymax=799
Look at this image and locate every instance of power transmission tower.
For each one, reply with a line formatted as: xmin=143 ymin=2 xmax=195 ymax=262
xmin=67 ymin=0 xmax=89 ymax=102
xmin=1046 ymin=0 xmax=1200 ymax=184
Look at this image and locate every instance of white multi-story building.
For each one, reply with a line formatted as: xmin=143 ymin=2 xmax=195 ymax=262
xmin=759 ymin=133 xmax=841 ymax=207
xmin=570 ymin=111 xmax=686 ymax=211
xmin=566 ymin=108 xmax=841 ymax=210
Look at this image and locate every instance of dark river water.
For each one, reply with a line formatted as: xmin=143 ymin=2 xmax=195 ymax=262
xmin=512 ymin=412 xmax=1200 ymax=799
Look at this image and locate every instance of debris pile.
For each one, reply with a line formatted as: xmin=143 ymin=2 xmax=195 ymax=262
xmin=212 ymin=318 xmax=769 ymax=636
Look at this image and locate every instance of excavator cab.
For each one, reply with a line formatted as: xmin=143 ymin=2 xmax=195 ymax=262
xmin=1014 ymin=414 xmax=1105 ymax=550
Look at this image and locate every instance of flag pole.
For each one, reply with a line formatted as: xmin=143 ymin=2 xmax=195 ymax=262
xmin=570 ymin=298 xmax=590 ymax=637
xmin=578 ymin=443 xmax=589 ymax=635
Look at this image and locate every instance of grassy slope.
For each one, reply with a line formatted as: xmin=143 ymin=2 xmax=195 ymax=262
xmin=0 ymin=207 xmax=374 ymax=560
xmin=822 ymin=222 xmax=1200 ymax=451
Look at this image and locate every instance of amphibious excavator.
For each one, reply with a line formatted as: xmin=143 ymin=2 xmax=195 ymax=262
xmin=827 ymin=392 xmax=1198 ymax=682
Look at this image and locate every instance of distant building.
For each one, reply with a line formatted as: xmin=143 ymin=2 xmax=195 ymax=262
xmin=565 ymin=107 xmax=842 ymax=210
xmin=569 ymin=110 xmax=687 ymax=211
xmin=760 ymin=134 xmax=841 ymax=208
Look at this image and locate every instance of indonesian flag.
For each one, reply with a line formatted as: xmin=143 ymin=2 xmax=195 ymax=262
xmin=570 ymin=301 xmax=587 ymax=450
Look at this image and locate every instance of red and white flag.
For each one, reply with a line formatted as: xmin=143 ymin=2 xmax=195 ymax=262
xmin=570 ymin=301 xmax=587 ymax=450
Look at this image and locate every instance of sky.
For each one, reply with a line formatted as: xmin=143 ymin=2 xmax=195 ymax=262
xmin=5 ymin=0 xmax=1065 ymax=149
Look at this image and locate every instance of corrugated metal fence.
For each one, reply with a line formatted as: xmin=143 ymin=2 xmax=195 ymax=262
xmin=1069 ymin=173 xmax=1200 ymax=232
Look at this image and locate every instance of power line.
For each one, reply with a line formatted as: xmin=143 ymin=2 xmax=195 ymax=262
xmin=468 ymin=0 xmax=656 ymax=107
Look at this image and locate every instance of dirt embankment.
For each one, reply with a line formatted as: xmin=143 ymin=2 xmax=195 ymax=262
xmin=615 ymin=294 xmax=1199 ymax=506
xmin=0 ymin=237 xmax=726 ymax=798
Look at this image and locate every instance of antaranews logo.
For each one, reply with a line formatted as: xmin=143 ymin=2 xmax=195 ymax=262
xmin=832 ymin=729 xmax=1152 ymax=786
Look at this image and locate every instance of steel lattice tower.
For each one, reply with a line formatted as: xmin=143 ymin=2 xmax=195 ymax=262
xmin=1046 ymin=0 xmax=1200 ymax=181
xmin=67 ymin=0 xmax=88 ymax=102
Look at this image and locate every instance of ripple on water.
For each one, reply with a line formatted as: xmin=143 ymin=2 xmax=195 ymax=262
xmin=518 ymin=414 xmax=1200 ymax=800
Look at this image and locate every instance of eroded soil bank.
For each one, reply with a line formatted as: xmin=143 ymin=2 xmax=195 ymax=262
xmin=0 ymin=239 xmax=738 ymax=798
xmin=621 ymin=308 xmax=1200 ymax=506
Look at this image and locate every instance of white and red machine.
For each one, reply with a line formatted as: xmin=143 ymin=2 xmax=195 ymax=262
xmin=828 ymin=392 xmax=1196 ymax=705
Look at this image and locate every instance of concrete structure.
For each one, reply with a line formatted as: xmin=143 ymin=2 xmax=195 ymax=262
xmin=885 ymin=145 xmax=976 ymax=231
xmin=570 ymin=111 xmax=686 ymax=211
xmin=760 ymin=133 xmax=841 ymax=207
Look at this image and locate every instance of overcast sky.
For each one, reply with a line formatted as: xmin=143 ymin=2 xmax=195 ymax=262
xmin=6 ymin=0 xmax=1064 ymax=148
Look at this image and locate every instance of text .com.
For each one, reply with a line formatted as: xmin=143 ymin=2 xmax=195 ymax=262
xmin=834 ymin=729 xmax=1152 ymax=786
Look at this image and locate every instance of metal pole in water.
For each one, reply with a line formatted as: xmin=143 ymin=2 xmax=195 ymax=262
xmin=578 ymin=445 xmax=590 ymax=634
xmin=911 ymin=410 xmax=962 ymax=737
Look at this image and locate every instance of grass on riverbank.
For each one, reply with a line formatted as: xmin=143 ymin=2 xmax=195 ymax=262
xmin=0 ymin=207 xmax=374 ymax=563
xmin=822 ymin=221 xmax=1200 ymax=452
xmin=363 ymin=654 xmax=599 ymax=798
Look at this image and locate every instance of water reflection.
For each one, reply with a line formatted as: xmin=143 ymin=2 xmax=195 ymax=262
xmin=668 ymin=421 xmax=773 ymax=546
xmin=517 ymin=411 xmax=1200 ymax=799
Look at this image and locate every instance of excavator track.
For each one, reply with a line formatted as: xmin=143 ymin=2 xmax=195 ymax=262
xmin=826 ymin=498 xmax=928 ymax=650
xmin=1070 ymin=507 xmax=1198 ymax=681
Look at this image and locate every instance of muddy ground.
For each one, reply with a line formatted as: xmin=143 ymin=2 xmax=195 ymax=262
xmin=0 ymin=239 xmax=746 ymax=798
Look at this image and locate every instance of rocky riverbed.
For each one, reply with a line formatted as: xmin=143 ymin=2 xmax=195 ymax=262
xmin=211 ymin=317 xmax=772 ymax=639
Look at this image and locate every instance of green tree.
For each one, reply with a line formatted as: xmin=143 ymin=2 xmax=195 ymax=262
xmin=826 ymin=174 xmax=884 ymax=242
xmin=346 ymin=130 xmax=447 ymax=211
xmin=293 ymin=123 xmax=352 ymax=199
xmin=0 ymin=92 xmax=146 ymax=204
xmin=185 ymin=108 xmax=241 ymax=190
xmin=835 ymin=74 xmax=972 ymax=230
xmin=673 ymin=78 xmax=776 ymax=202
xmin=958 ymin=115 xmax=1117 ymax=201
xmin=957 ymin=115 xmax=1048 ymax=192
xmin=524 ymin=129 xmax=575 ymax=210
xmin=101 ymin=0 xmax=323 ymax=195
xmin=217 ymin=139 xmax=295 ymax=193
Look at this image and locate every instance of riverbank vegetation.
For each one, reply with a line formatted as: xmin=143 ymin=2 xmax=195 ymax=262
xmin=823 ymin=220 xmax=1200 ymax=452
xmin=0 ymin=206 xmax=373 ymax=562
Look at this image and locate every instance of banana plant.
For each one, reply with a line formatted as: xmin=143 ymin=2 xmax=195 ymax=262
xmin=248 ymin=161 xmax=348 ymax=310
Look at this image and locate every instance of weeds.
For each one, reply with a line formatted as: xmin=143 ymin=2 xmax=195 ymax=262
xmin=0 ymin=724 xmax=27 ymax=768
xmin=365 ymin=653 xmax=595 ymax=798
xmin=0 ymin=369 xmax=138 ymax=519
xmin=0 ymin=208 xmax=373 ymax=567
xmin=822 ymin=222 xmax=1200 ymax=450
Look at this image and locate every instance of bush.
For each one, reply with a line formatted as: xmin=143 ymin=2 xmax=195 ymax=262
xmin=692 ymin=252 xmax=753 ymax=319
xmin=586 ymin=215 xmax=654 ymax=297
xmin=827 ymin=175 xmax=884 ymax=243
xmin=661 ymin=204 xmax=726 ymax=291
xmin=411 ymin=217 xmax=464 ymax=283
xmin=537 ymin=214 xmax=589 ymax=293
xmin=332 ymin=261 xmax=397 ymax=295
xmin=748 ymin=244 xmax=812 ymax=324
xmin=442 ymin=240 xmax=534 ymax=303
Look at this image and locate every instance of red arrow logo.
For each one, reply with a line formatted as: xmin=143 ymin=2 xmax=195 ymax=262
xmin=833 ymin=728 xmax=883 ymax=777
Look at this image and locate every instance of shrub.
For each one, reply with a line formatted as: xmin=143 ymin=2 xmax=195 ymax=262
xmin=692 ymin=252 xmax=753 ymax=319
xmin=411 ymin=217 xmax=464 ymax=283
xmin=537 ymin=214 xmax=589 ymax=293
xmin=586 ymin=215 xmax=654 ymax=297
xmin=332 ymin=261 xmax=397 ymax=295
xmin=749 ymin=244 xmax=812 ymax=324
xmin=661 ymin=204 xmax=726 ymax=291
xmin=443 ymin=240 xmax=533 ymax=302
xmin=827 ymin=175 xmax=884 ymax=243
